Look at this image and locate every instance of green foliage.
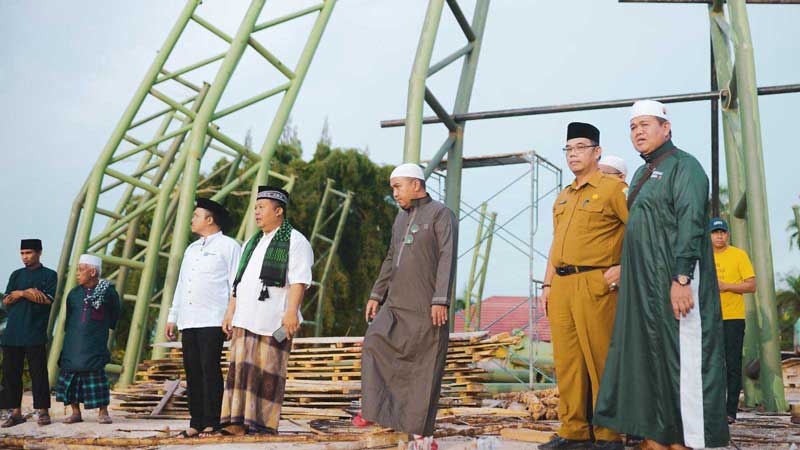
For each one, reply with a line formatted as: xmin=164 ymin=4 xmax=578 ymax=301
xmin=777 ymin=273 xmax=800 ymax=351
xmin=788 ymin=214 xmax=799 ymax=251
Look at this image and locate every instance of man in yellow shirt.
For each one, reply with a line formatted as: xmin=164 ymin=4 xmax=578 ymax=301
xmin=710 ymin=217 xmax=756 ymax=424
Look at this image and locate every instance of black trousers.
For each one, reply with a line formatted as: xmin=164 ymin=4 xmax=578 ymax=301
xmin=1 ymin=345 xmax=51 ymax=409
xmin=723 ymin=319 xmax=746 ymax=418
xmin=182 ymin=327 xmax=225 ymax=430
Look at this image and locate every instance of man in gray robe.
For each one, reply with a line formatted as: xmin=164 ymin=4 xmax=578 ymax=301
xmin=356 ymin=163 xmax=457 ymax=449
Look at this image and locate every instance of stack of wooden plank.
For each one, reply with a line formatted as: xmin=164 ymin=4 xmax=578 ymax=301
xmin=783 ymin=358 xmax=800 ymax=391
xmin=112 ymin=331 xmax=521 ymax=420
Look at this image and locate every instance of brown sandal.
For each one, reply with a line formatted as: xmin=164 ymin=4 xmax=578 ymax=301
xmin=97 ymin=414 xmax=113 ymax=424
xmin=63 ymin=415 xmax=83 ymax=424
xmin=37 ymin=414 xmax=51 ymax=426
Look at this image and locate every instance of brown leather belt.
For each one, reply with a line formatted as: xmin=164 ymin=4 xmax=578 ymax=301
xmin=555 ymin=265 xmax=607 ymax=276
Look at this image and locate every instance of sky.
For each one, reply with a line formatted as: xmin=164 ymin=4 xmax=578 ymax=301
xmin=1 ymin=0 xmax=799 ymax=299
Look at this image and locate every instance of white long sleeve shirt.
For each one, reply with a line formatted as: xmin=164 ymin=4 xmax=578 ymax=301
xmin=232 ymin=228 xmax=313 ymax=336
xmin=167 ymin=231 xmax=242 ymax=331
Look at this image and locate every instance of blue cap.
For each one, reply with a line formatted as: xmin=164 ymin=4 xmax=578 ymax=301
xmin=709 ymin=217 xmax=729 ymax=232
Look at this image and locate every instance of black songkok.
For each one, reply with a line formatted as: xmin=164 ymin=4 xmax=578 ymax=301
xmin=567 ymin=122 xmax=600 ymax=144
xmin=196 ymin=197 xmax=232 ymax=232
xmin=21 ymin=239 xmax=42 ymax=251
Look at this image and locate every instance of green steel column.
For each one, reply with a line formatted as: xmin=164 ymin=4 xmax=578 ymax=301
xmin=46 ymin=0 xmax=201 ymax=386
xmin=474 ymin=211 xmax=496 ymax=330
xmin=115 ymin=112 xmax=178 ymax=299
xmin=311 ymin=180 xmax=335 ymax=245
xmin=445 ymin=0 xmax=490 ymax=329
xmin=728 ymin=0 xmax=787 ymax=412
xmin=403 ymin=0 xmax=445 ymax=164
xmin=708 ymin=2 xmax=762 ymax=406
xmin=314 ymin=191 xmax=353 ymax=336
xmin=148 ymin=0 xmax=267 ymax=364
xmin=49 ymin=183 xmax=86 ymax=337
xmin=245 ymin=0 xmax=338 ymax=235
xmin=464 ymin=203 xmax=488 ymax=330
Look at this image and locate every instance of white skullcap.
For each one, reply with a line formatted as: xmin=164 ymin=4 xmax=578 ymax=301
xmin=600 ymin=155 xmax=628 ymax=178
xmin=390 ymin=163 xmax=424 ymax=180
xmin=79 ymin=254 xmax=102 ymax=269
xmin=630 ymin=99 xmax=669 ymax=121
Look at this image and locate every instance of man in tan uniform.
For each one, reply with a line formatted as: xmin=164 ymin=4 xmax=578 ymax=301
xmin=540 ymin=122 xmax=628 ymax=450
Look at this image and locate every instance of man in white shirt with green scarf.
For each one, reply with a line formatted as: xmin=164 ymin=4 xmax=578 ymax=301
xmin=218 ymin=185 xmax=313 ymax=436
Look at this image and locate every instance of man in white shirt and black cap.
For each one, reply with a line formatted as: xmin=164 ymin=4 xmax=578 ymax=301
xmin=218 ymin=186 xmax=313 ymax=436
xmin=166 ymin=198 xmax=241 ymax=438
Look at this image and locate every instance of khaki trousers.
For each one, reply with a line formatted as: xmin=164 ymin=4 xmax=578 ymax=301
xmin=548 ymin=269 xmax=620 ymax=442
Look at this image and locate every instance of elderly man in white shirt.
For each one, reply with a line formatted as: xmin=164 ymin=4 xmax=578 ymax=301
xmin=165 ymin=198 xmax=241 ymax=438
xmin=217 ymin=185 xmax=313 ymax=437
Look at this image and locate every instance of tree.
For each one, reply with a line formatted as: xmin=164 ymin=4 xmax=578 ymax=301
xmin=776 ymin=274 xmax=800 ymax=351
xmin=788 ymin=207 xmax=799 ymax=250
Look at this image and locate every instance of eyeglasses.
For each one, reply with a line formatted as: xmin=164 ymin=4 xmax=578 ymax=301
xmin=562 ymin=144 xmax=598 ymax=154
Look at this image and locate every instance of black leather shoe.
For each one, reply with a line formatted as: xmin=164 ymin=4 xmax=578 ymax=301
xmin=540 ymin=435 xmax=592 ymax=449
xmin=625 ymin=435 xmax=644 ymax=447
xmin=593 ymin=440 xmax=624 ymax=450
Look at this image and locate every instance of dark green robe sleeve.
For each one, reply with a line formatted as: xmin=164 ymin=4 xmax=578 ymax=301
xmin=3 ymin=271 xmax=17 ymax=307
xmin=42 ymin=270 xmax=57 ymax=302
xmin=670 ymin=156 xmax=709 ymax=278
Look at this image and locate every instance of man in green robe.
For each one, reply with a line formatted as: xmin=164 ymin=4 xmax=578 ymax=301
xmin=1 ymin=239 xmax=57 ymax=427
xmin=594 ymin=100 xmax=729 ymax=449
xmin=56 ymin=254 xmax=120 ymax=424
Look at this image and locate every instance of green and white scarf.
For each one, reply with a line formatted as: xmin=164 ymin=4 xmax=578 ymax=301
xmin=233 ymin=220 xmax=293 ymax=301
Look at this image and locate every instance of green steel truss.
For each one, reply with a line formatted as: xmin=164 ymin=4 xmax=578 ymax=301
xmin=462 ymin=203 xmax=496 ymax=331
xmin=46 ymin=0 xmax=339 ymax=387
xmin=402 ymin=0 xmax=491 ymax=329
xmin=303 ymin=179 xmax=354 ymax=336
xmin=708 ymin=0 xmax=787 ymax=411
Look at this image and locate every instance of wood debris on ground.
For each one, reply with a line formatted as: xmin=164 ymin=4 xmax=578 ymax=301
xmin=112 ymin=331 xmax=521 ymax=420
xmin=492 ymin=388 xmax=560 ymax=420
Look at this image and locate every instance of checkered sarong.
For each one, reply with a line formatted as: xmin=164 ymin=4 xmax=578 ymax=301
xmin=55 ymin=369 xmax=110 ymax=409
xmin=220 ymin=327 xmax=291 ymax=433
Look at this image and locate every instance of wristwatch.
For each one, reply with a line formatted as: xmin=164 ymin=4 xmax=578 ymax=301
xmin=673 ymin=274 xmax=691 ymax=286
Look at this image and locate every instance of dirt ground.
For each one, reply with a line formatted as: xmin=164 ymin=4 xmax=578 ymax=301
xmin=0 ymin=393 xmax=798 ymax=449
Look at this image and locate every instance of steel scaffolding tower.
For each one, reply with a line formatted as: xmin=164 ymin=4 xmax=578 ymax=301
xmin=305 ymin=179 xmax=354 ymax=336
xmin=46 ymin=0 xmax=339 ymax=387
xmin=386 ymin=0 xmax=795 ymax=410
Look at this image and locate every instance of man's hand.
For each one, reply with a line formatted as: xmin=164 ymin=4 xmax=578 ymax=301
xmin=431 ymin=305 xmax=448 ymax=327
xmin=718 ymin=281 xmax=729 ymax=293
xmin=670 ymin=282 xmax=694 ymax=320
xmin=165 ymin=323 xmax=177 ymax=341
xmin=603 ymin=265 xmax=621 ymax=291
xmin=365 ymin=300 xmax=380 ymax=323
xmin=3 ymin=291 xmax=23 ymax=305
xmin=282 ymin=311 xmax=300 ymax=339
xmin=541 ymin=286 xmax=551 ymax=314
xmin=222 ymin=310 xmax=234 ymax=340
xmin=24 ymin=288 xmax=49 ymax=304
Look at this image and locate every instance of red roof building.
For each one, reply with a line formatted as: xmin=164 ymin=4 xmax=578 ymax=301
xmin=453 ymin=296 xmax=551 ymax=341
